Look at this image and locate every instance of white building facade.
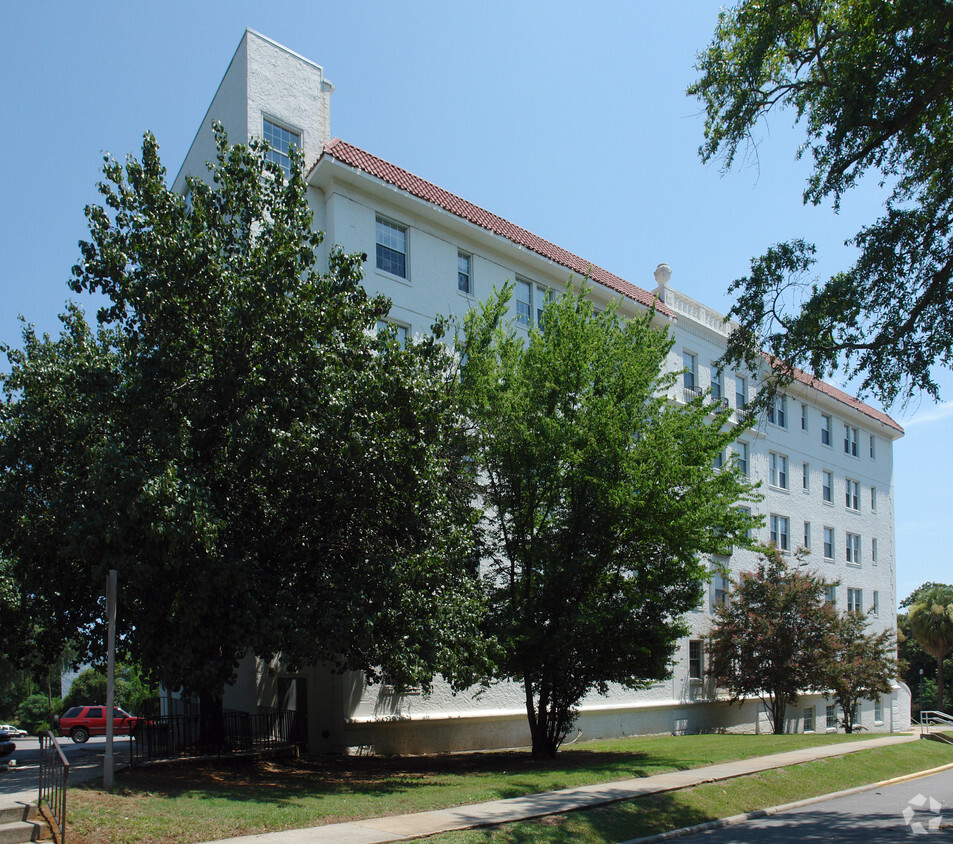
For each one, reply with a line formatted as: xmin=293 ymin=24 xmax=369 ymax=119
xmin=174 ymin=30 xmax=910 ymax=754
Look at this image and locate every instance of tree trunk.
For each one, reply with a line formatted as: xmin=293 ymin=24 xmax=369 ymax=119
xmin=769 ymin=696 xmax=787 ymax=735
xmin=524 ymin=675 xmax=561 ymax=758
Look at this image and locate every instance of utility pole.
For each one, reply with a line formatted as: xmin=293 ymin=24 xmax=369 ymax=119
xmin=104 ymin=569 xmax=117 ymax=790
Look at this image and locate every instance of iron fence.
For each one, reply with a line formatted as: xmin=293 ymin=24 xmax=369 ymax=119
xmin=129 ymin=708 xmax=297 ymax=765
xmin=38 ymin=730 xmax=70 ymax=844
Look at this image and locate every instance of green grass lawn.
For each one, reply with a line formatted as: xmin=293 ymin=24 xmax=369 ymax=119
xmin=66 ymin=732 xmax=927 ymax=844
xmin=422 ymin=740 xmax=953 ymax=843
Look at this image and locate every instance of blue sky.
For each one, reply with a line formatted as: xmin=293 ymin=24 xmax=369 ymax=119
xmin=2 ymin=1 xmax=949 ymax=606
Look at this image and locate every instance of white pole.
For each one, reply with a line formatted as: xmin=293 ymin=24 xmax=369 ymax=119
xmin=104 ymin=569 xmax=117 ymax=790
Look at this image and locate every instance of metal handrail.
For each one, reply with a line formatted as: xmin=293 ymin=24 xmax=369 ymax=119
xmin=918 ymin=710 xmax=953 ymax=735
xmin=38 ymin=730 xmax=69 ymax=844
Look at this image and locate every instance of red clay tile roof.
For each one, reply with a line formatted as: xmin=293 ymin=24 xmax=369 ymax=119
xmin=770 ymin=356 xmax=903 ymax=434
xmin=314 ymin=139 xmax=672 ymax=316
xmin=312 ymin=139 xmax=901 ymax=436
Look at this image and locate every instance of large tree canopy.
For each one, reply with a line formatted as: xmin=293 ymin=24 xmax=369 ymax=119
xmin=462 ymin=286 xmax=759 ymax=757
xmin=690 ymin=0 xmax=953 ymax=405
xmin=0 ymin=128 xmax=485 ymax=702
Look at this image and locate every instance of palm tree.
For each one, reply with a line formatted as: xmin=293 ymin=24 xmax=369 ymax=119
xmin=907 ymin=586 xmax=953 ymax=713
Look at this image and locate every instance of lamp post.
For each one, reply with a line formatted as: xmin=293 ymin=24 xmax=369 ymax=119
xmin=919 ymin=667 xmax=924 ymax=733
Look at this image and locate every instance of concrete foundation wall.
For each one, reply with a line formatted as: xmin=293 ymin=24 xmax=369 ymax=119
xmin=335 ymin=687 xmax=909 ymax=756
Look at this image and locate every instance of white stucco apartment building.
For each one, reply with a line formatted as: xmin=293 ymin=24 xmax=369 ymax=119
xmin=171 ymin=30 xmax=910 ymax=754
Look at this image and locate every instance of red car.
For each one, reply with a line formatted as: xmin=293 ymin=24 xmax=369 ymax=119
xmin=54 ymin=706 xmax=146 ymax=743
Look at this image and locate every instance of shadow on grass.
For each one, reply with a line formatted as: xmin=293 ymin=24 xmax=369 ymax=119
xmin=72 ymin=733 xmax=879 ymax=809
xmin=77 ymin=749 xmax=694 ymax=802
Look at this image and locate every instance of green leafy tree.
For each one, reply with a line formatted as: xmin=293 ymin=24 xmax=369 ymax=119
xmin=690 ymin=0 xmax=953 ymax=405
xmin=821 ymin=609 xmax=895 ymax=733
xmin=15 ymin=693 xmax=62 ymax=736
xmin=0 ymin=559 xmax=74 ymax=721
xmin=0 ymin=127 xmax=485 ymax=709
xmin=707 ymin=547 xmax=837 ymax=734
xmin=905 ymin=584 xmax=953 ymax=713
xmin=461 ymin=285 xmax=759 ymax=757
xmin=897 ymin=583 xmax=952 ymax=711
xmin=62 ymin=664 xmax=157 ymax=714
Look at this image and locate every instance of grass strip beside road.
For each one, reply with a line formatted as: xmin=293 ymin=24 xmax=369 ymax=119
xmin=421 ymin=740 xmax=953 ymax=843
xmin=66 ymin=732 xmax=906 ymax=844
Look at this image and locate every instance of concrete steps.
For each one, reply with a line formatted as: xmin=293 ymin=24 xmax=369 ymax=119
xmin=0 ymin=804 xmax=49 ymax=843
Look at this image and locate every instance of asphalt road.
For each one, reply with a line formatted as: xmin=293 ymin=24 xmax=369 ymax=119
xmin=672 ymin=768 xmax=953 ymax=843
xmin=0 ymin=735 xmax=130 ymax=799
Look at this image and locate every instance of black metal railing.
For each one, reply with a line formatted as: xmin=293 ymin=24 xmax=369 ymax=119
xmin=38 ymin=730 xmax=69 ymax=844
xmin=129 ymin=708 xmax=296 ymax=765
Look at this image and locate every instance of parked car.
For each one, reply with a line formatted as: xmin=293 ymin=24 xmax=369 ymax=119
xmin=53 ymin=706 xmax=147 ymax=743
xmin=0 ymin=725 xmax=27 ymax=738
xmin=0 ymin=728 xmax=15 ymax=766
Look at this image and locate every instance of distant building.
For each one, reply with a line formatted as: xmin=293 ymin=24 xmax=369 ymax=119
xmin=171 ymin=30 xmax=909 ymax=753
xmin=60 ymin=664 xmax=90 ymax=699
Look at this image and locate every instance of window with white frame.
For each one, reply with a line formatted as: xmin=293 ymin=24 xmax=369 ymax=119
xmin=713 ymin=571 xmax=730 ymax=607
xmin=872 ymin=537 xmax=878 ymax=563
xmin=736 ymin=506 xmax=752 ymax=542
xmin=515 ymin=279 xmax=532 ymax=326
xmin=847 ymin=587 xmax=863 ymax=613
xmin=802 ymin=462 xmax=810 ymax=491
xmin=870 ymin=435 xmax=877 ymax=459
xmin=872 ymin=590 xmax=880 ymax=616
xmin=824 ymin=527 xmax=834 ymax=560
xmin=711 ymin=368 xmax=723 ymax=401
xmin=874 ymin=697 xmax=883 ymax=723
xmin=803 ymin=521 xmax=811 ymax=550
xmin=821 ymin=414 xmax=832 ymax=446
xmin=689 ymin=640 xmax=703 ymax=680
xmin=801 ymin=403 xmax=809 ymax=430
xmin=376 ymin=216 xmax=408 ymax=278
xmin=713 ymin=449 xmax=724 ymax=470
xmin=822 ymin=470 xmax=833 ymax=503
xmin=769 ymin=453 xmax=789 ymax=489
xmin=770 ymin=514 xmax=790 ymax=553
xmin=535 ymin=284 xmax=553 ymax=328
xmin=262 ymin=117 xmax=300 ymax=178
xmin=844 ymin=424 xmax=859 ymax=456
xmin=735 ymin=442 xmax=749 ymax=477
xmin=684 ymin=352 xmax=699 ymax=397
xmin=457 ymin=251 xmax=472 ymax=294
xmin=515 ymin=280 xmax=552 ymax=328
xmin=871 ymin=487 xmax=877 ymax=511
xmin=377 ymin=320 xmax=409 ymax=348
xmin=846 ymin=532 xmax=861 ymax=565
xmin=735 ymin=375 xmax=747 ymax=410
xmin=852 ymin=703 xmax=861 ymax=728
xmin=767 ymin=394 xmax=787 ymax=427
xmin=845 ymin=479 xmax=860 ymax=510
xmin=826 ymin=703 xmax=838 ymax=728
xmin=803 ymin=706 xmax=815 ymax=732
xmin=825 ymin=583 xmax=836 ymax=604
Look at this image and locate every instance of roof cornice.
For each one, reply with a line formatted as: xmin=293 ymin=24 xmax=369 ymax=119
xmin=308 ymin=139 xmax=672 ymax=318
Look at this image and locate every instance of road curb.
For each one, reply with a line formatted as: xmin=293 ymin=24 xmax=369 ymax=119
xmin=620 ymin=761 xmax=953 ymax=843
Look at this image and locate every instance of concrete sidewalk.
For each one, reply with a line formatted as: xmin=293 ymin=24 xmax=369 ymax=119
xmin=198 ymin=733 xmax=920 ymax=843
